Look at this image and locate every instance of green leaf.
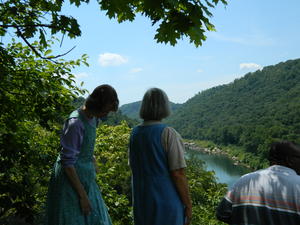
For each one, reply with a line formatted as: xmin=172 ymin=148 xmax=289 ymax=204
xmin=39 ymin=29 xmax=47 ymax=48
xmin=44 ymin=49 xmax=52 ymax=56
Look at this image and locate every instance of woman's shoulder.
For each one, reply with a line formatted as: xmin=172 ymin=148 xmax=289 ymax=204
xmin=68 ymin=109 xmax=80 ymax=118
xmin=64 ymin=110 xmax=84 ymax=131
xmin=132 ymin=122 xmax=167 ymax=133
xmin=163 ymin=126 xmax=180 ymax=134
xmin=162 ymin=126 xmax=183 ymax=141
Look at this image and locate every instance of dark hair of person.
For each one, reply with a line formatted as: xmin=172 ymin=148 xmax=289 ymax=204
xmin=268 ymin=141 xmax=299 ymax=165
xmin=85 ymin=84 xmax=119 ymax=113
xmin=139 ymin=88 xmax=171 ymax=121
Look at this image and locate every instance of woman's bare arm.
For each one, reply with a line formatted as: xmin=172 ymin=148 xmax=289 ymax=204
xmin=64 ymin=166 xmax=92 ymax=215
xmin=170 ymin=168 xmax=192 ymax=225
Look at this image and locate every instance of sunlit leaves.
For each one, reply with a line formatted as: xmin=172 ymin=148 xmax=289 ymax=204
xmin=95 ymin=122 xmax=132 ymax=224
xmin=0 ymin=40 xmax=87 ymax=221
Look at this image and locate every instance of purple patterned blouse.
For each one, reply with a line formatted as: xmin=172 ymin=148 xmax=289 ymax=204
xmin=60 ymin=109 xmax=97 ymax=167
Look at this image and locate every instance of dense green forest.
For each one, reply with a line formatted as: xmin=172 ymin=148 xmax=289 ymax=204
xmin=120 ymin=100 xmax=182 ymax=120
xmin=166 ymin=59 xmax=300 ymax=168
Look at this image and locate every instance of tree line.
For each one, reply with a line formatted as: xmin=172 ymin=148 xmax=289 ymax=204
xmin=119 ymin=100 xmax=182 ymax=121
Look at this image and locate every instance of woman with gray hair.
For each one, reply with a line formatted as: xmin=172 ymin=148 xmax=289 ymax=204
xmin=129 ymin=88 xmax=192 ymax=225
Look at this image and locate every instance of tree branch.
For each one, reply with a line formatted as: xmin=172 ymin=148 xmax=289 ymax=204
xmin=52 ymin=46 xmax=76 ymax=59
xmin=1 ymin=24 xmax=55 ymax=29
xmin=0 ymin=23 xmax=79 ymax=36
xmin=16 ymin=27 xmax=76 ymax=63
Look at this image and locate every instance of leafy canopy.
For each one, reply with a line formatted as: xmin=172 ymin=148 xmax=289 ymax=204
xmin=0 ymin=0 xmax=227 ymax=47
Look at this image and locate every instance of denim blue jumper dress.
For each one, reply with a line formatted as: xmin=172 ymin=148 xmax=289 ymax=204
xmin=129 ymin=123 xmax=185 ymax=225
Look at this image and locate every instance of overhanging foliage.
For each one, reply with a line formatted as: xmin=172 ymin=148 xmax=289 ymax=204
xmin=0 ymin=0 xmax=227 ymax=48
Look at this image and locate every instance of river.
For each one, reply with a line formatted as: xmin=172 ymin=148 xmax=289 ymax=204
xmin=187 ymin=149 xmax=252 ymax=188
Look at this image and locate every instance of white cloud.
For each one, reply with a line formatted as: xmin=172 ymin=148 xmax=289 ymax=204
xmin=130 ymin=68 xmax=143 ymax=73
xmin=196 ymin=69 xmax=203 ymax=73
xmin=240 ymin=63 xmax=263 ymax=70
xmin=98 ymin=53 xmax=128 ymax=66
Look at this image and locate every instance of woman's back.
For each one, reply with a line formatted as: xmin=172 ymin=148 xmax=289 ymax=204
xmin=129 ymin=123 xmax=184 ymax=225
xmin=130 ymin=124 xmax=169 ymax=176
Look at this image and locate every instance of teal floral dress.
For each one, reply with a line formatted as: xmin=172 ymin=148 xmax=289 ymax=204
xmin=45 ymin=110 xmax=112 ymax=225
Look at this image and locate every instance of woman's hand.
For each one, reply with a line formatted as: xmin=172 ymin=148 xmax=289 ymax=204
xmin=64 ymin=166 xmax=93 ymax=215
xmin=184 ymin=205 xmax=192 ymax=225
xmin=170 ymin=168 xmax=192 ymax=225
xmin=93 ymin=155 xmax=100 ymax=174
xmin=80 ymin=195 xmax=92 ymax=215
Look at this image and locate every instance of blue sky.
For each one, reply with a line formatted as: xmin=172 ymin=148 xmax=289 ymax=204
xmin=20 ymin=0 xmax=300 ymax=105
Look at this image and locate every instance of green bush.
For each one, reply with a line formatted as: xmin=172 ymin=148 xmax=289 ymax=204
xmin=0 ymin=121 xmax=58 ymax=224
xmin=95 ymin=122 xmax=132 ymax=225
xmin=95 ymin=122 xmax=227 ymax=225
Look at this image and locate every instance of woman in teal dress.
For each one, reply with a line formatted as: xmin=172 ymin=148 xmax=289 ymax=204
xmin=129 ymin=88 xmax=192 ymax=225
xmin=45 ymin=84 xmax=119 ymax=225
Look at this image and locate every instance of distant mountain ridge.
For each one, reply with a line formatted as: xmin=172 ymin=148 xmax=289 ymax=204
xmin=166 ymin=58 xmax=300 ymax=166
xmin=120 ymin=101 xmax=182 ymax=120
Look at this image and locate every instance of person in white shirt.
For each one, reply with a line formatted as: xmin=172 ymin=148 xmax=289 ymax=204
xmin=216 ymin=141 xmax=300 ymax=225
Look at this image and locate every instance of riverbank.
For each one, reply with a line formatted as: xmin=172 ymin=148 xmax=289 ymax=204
xmin=184 ymin=140 xmax=252 ymax=169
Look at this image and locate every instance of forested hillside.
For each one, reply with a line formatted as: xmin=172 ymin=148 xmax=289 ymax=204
xmin=166 ymin=59 xmax=300 ymax=167
xmin=120 ymin=101 xmax=182 ymax=120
